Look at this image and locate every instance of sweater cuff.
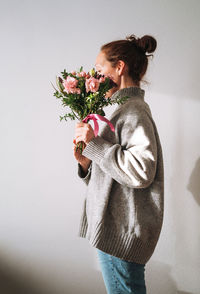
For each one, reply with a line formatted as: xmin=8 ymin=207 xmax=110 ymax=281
xmin=82 ymin=136 xmax=113 ymax=164
xmin=78 ymin=162 xmax=92 ymax=179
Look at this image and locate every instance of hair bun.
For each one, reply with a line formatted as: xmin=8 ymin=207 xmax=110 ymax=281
xmin=137 ymin=35 xmax=157 ymax=54
xmin=126 ymin=34 xmax=157 ymax=54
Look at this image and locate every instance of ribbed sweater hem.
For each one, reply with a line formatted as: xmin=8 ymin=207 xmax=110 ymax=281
xmin=79 ymin=216 xmax=158 ymax=265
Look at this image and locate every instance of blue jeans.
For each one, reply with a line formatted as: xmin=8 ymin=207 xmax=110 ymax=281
xmin=97 ymin=249 xmax=146 ymax=294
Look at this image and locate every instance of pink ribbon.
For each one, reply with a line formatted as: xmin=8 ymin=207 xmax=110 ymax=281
xmin=82 ymin=114 xmax=115 ymax=137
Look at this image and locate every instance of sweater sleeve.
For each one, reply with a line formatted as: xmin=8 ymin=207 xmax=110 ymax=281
xmin=77 ymin=162 xmax=92 ymax=185
xmin=82 ymin=112 xmax=157 ymax=189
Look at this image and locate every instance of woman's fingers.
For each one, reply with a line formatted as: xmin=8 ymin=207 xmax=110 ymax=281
xmin=75 ymin=135 xmax=83 ymax=144
xmin=74 ymin=122 xmax=94 ymax=144
xmin=74 ymin=122 xmax=95 ymax=145
xmin=74 ymin=123 xmax=86 ymax=139
xmin=75 ymin=122 xmax=92 ymax=132
xmin=73 ymin=137 xmax=85 ymax=146
xmin=76 ymin=122 xmax=85 ymax=127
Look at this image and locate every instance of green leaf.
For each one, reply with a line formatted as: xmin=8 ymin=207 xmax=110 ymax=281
xmin=96 ymin=109 xmax=105 ymax=116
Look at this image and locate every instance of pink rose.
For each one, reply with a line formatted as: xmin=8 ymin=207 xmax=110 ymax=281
xmin=72 ymin=87 xmax=81 ymax=94
xmin=79 ymin=71 xmax=87 ymax=77
xmin=99 ymin=76 xmax=106 ymax=83
xmin=76 ymin=71 xmax=86 ymax=78
xmin=85 ymin=77 xmax=100 ymax=93
xmin=71 ymin=71 xmax=76 ymax=75
xmin=63 ymin=76 xmax=80 ymax=94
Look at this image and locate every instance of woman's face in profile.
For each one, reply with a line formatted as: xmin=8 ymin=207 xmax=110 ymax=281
xmin=95 ymin=51 xmax=119 ymax=97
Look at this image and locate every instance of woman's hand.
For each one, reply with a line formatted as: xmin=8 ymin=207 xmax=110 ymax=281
xmin=73 ymin=122 xmax=94 ymax=173
xmin=74 ymin=122 xmax=95 ymax=145
xmin=73 ymin=139 xmax=91 ymax=172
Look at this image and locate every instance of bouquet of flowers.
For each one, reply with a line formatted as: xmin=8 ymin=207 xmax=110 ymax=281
xmin=52 ymin=67 xmax=129 ymax=153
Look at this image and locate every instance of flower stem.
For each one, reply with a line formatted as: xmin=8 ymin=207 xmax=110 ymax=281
xmin=75 ymin=141 xmax=85 ymax=154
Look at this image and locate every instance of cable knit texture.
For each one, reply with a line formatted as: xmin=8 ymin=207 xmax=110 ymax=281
xmin=77 ymin=87 xmax=164 ymax=264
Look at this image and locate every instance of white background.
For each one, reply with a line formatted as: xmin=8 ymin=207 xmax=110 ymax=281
xmin=0 ymin=0 xmax=200 ymax=293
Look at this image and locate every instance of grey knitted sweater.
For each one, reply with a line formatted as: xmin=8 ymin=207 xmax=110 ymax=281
xmin=77 ymin=86 xmax=164 ymax=264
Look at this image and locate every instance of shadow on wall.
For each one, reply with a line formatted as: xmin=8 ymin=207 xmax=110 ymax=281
xmin=0 ymin=257 xmax=44 ymax=294
xmin=0 ymin=253 xmax=106 ymax=294
xmin=147 ymin=260 xmax=196 ymax=294
xmin=146 ymin=260 xmax=177 ymax=294
xmin=177 ymin=292 xmax=194 ymax=294
xmin=62 ymin=266 xmax=107 ymax=294
xmin=187 ymin=157 xmax=200 ymax=206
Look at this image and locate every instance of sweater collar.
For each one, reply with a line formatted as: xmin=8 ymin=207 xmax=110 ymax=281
xmin=110 ymin=86 xmax=145 ymax=101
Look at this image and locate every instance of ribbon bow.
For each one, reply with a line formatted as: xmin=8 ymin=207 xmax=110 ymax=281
xmin=82 ymin=114 xmax=115 ymax=137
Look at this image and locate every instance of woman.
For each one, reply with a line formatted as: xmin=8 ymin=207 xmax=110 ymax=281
xmin=73 ymin=34 xmax=164 ymax=294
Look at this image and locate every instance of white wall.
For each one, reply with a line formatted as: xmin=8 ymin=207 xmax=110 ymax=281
xmin=0 ymin=0 xmax=200 ymax=293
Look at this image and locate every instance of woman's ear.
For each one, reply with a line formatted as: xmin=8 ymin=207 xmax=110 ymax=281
xmin=116 ymin=60 xmax=125 ymax=76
